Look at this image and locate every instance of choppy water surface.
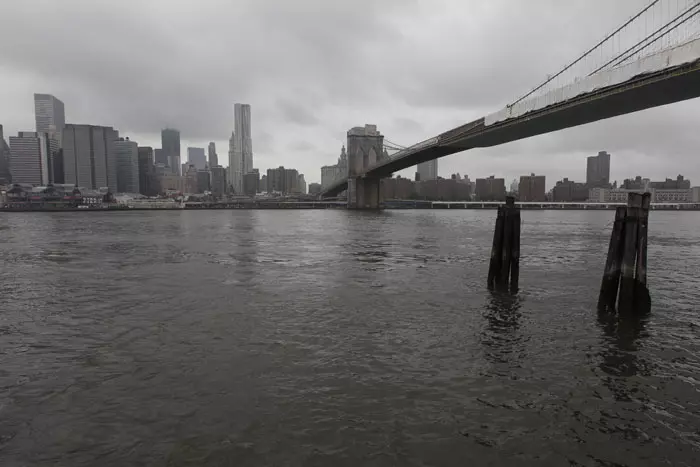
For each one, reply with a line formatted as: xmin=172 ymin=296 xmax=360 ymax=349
xmin=1 ymin=209 xmax=699 ymax=466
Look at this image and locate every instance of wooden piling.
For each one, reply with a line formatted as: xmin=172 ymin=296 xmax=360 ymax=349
xmin=597 ymin=192 xmax=652 ymax=315
xmin=499 ymin=197 xmax=515 ymax=286
xmin=510 ymin=209 xmax=521 ymax=291
xmin=618 ymin=193 xmax=643 ymax=314
xmin=634 ymin=193 xmax=651 ymax=287
xmin=487 ymin=196 xmax=520 ymax=290
xmin=597 ymin=206 xmax=626 ymax=312
xmin=633 ymin=193 xmax=652 ymax=314
xmin=487 ymin=206 xmax=505 ymax=288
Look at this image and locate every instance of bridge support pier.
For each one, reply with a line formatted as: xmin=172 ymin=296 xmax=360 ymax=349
xmin=598 ymin=192 xmax=651 ymax=314
xmin=348 ymin=177 xmax=383 ymax=209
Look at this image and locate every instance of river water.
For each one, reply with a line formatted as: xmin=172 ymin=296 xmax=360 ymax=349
xmin=0 ymin=209 xmax=699 ymax=466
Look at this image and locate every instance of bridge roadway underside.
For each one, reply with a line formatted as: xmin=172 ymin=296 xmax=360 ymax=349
xmin=323 ymin=61 xmax=700 ymax=199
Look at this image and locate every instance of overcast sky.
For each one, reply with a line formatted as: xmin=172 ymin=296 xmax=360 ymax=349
xmin=1 ymin=0 xmax=698 ymax=186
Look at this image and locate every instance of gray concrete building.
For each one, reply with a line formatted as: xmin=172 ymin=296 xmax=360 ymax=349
xmin=417 ymin=159 xmax=438 ymax=181
xmin=62 ymin=124 xmax=119 ymax=191
xmin=308 ymin=182 xmax=322 ymax=195
xmin=196 ymin=170 xmax=210 ymax=193
xmin=154 ymin=148 xmax=167 ymax=166
xmin=518 ymin=173 xmax=546 ymax=202
xmin=8 ymin=132 xmax=50 ymax=185
xmin=552 ymin=178 xmax=588 ymax=202
xmin=266 ymin=166 xmax=285 ymax=193
xmin=138 ymin=146 xmax=157 ymax=196
xmin=285 ymin=168 xmax=299 ymax=194
xmin=243 ymin=170 xmax=259 ymax=196
xmin=187 ymin=147 xmax=207 ymax=170
xmin=0 ymin=125 xmax=12 ymax=185
xmin=586 ymin=151 xmax=611 ymax=187
xmin=208 ymin=142 xmax=218 ymax=168
xmin=475 ymin=175 xmax=506 ymax=201
xmin=161 ymin=128 xmax=180 ymax=175
xmin=114 ymin=138 xmax=140 ymax=193
xmin=210 ymin=166 xmax=227 ymax=198
xmin=34 ymin=94 xmax=65 ymax=146
xmin=34 ymin=94 xmax=65 ymax=182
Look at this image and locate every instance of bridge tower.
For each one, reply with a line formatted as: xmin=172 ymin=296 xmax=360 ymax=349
xmin=346 ymin=124 xmax=385 ymax=209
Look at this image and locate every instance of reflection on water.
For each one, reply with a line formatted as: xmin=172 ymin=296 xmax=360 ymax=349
xmin=597 ymin=310 xmax=651 ymax=401
xmin=480 ymin=290 xmax=524 ymax=367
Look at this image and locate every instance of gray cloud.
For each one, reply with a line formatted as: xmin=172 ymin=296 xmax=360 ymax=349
xmin=288 ymin=141 xmax=317 ymax=152
xmin=0 ymin=0 xmax=698 ymax=185
xmin=276 ymin=99 xmax=319 ymax=126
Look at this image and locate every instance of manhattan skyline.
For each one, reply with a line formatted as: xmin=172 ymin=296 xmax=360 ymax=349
xmin=1 ymin=0 xmax=700 ymax=187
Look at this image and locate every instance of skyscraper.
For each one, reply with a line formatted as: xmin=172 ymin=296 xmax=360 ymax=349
xmin=8 ymin=132 xmax=50 ymax=185
xmin=208 ymin=142 xmax=218 ymax=167
xmin=161 ymin=128 xmax=180 ymax=175
xmin=34 ymin=94 xmax=65 ymax=182
xmin=154 ymin=148 xmax=167 ymax=166
xmin=243 ymin=170 xmax=259 ymax=196
xmin=227 ymin=131 xmax=239 ymax=193
xmin=417 ymin=159 xmax=438 ymax=181
xmin=210 ymin=166 xmax=227 ymax=198
xmin=0 ymin=125 xmax=11 ymax=185
xmin=586 ymin=151 xmax=611 ymax=187
xmin=229 ymin=103 xmax=252 ymax=193
xmin=196 ymin=170 xmax=210 ymax=193
xmin=62 ymin=124 xmax=119 ymax=191
xmin=187 ymin=147 xmax=207 ymax=170
xmin=34 ymin=94 xmax=65 ymax=146
xmin=266 ymin=166 xmax=285 ymax=193
xmin=114 ymin=137 xmax=140 ymax=193
xmin=137 ymin=146 xmax=156 ymax=196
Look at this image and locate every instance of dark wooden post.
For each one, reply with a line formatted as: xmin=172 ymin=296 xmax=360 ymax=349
xmin=510 ymin=208 xmax=521 ymax=292
xmin=633 ymin=193 xmax=652 ymax=313
xmin=598 ymin=206 xmax=626 ymax=312
xmin=499 ymin=197 xmax=515 ymax=286
xmin=635 ymin=193 xmax=651 ymax=287
xmin=618 ymin=193 xmax=643 ymax=314
xmin=487 ymin=206 xmax=505 ymax=288
xmin=488 ymin=196 xmax=520 ymax=290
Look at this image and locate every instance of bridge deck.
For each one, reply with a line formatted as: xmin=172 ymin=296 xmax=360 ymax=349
xmin=322 ymin=40 xmax=700 ymax=198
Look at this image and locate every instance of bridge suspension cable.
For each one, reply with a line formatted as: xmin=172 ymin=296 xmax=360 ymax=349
xmin=510 ymin=0 xmax=700 ymax=107
xmin=383 ymin=139 xmax=407 ymax=151
xmin=590 ymin=1 xmax=700 ymax=74
xmin=511 ymin=0 xmax=661 ymax=106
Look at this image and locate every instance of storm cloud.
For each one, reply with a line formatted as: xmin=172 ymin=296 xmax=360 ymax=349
xmin=1 ymin=0 xmax=698 ymax=185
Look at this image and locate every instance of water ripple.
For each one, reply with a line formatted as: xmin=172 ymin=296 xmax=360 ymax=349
xmin=0 ymin=209 xmax=698 ymax=466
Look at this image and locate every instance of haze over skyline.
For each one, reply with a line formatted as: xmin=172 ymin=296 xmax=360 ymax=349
xmin=1 ymin=0 xmax=699 ymax=187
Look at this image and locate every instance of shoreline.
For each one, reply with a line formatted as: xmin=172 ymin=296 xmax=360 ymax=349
xmin=2 ymin=205 xmax=700 ymax=212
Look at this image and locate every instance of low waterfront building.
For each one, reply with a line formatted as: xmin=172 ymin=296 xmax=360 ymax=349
xmin=589 ymin=187 xmax=697 ymax=203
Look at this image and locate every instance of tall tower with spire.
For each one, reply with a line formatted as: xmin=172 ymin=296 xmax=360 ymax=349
xmin=337 ymin=145 xmax=348 ymax=178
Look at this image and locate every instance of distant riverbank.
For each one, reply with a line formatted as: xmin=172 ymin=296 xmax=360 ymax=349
xmin=2 ymin=203 xmax=700 ymax=212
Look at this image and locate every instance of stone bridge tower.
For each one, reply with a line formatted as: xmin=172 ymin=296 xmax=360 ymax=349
xmin=346 ymin=124 xmax=385 ymax=209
